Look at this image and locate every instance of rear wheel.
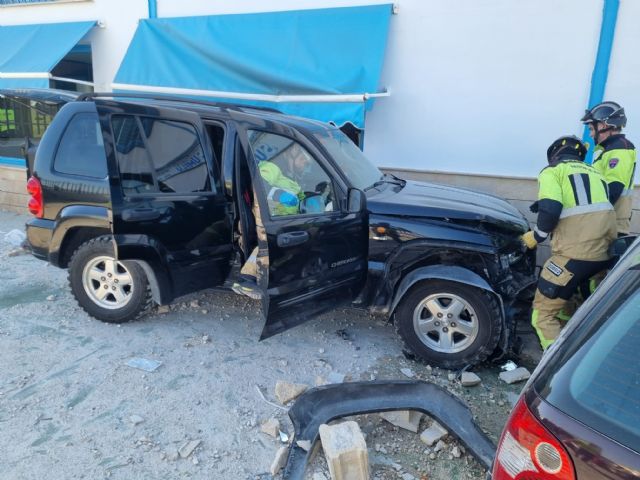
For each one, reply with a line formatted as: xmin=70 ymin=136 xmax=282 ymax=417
xmin=395 ymin=280 xmax=501 ymax=369
xmin=68 ymin=236 xmax=152 ymax=323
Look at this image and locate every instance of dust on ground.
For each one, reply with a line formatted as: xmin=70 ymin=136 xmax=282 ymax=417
xmin=0 ymin=210 xmax=541 ymax=480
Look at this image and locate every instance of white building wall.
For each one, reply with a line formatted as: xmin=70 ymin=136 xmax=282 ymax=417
xmin=1 ymin=0 xmax=636 ymax=179
xmin=603 ymin=0 xmax=640 ymax=152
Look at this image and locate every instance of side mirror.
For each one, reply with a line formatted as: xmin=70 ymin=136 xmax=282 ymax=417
xmin=347 ymin=188 xmax=366 ymax=213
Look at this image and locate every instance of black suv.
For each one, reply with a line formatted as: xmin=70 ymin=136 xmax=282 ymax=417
xmin=25 ymin=93 xmax=536 ymax=368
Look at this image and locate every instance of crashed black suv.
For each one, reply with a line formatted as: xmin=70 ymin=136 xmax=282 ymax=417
xmin=25 ymin=93 xmax=536 ymax=368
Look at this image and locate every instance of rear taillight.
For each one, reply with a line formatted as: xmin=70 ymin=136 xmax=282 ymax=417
xmin=492 ymin=397 xmax=576 ymax=480
xmin=26 ymin=176 xmax=43 ymax=218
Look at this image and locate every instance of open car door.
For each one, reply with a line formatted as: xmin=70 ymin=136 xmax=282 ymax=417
xmin=97 ymin=99 xmax=234 ymax=298
xmin=237 ymin=125 xmax=369 ymax=339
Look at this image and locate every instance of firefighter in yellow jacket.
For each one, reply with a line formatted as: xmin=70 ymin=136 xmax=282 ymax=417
xmin=522 ymin=135 xmax=617 ymax=349
xmin=581 ymin=101 xmax=636 ymax=235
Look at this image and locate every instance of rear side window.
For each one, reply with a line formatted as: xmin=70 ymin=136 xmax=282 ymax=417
xmin=111 ymin=115 xmax=212 ymax=196
xmin=54 ymin=113 xmax=107 ymax=178
xmin=537 ymin=271 xmax=640 ymax=451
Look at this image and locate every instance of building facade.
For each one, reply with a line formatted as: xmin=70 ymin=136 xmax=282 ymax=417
xmin=1 ymin=0 xmax=638 ymax=233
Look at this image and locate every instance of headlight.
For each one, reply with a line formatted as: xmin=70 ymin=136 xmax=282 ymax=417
xmin=500 ymin=251 xmax=522 ymax=269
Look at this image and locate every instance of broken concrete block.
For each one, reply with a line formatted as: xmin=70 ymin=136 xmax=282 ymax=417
xmin=319 ymin=421 xmax=369 ymax=480
xmin=275 ymin=381 xmax=308 ymax=404
xmin=461 ymin=372 xmax=482 ymax=387
xmin=451 ymin=446 xmax=461 ymax=458
xmin=400 ymin=368 xmax=415 ymax=378
xmin=296 ymin=439 xmax=312 ymax=451
xmin=379 ymin=410 xmax=423 ymax=433
xmin=420 ymin=421 xmax=448 ymax=446
xmin=433 ymin=440 xmax=446 ymax=453
xmin=129 ymin=415 xmax=144 ymax=425
xmin=178 ymin=440 xmax=201 ymax=458
xmin=270 ymin=446 xmax=289 ymax=475
xmin=499 ymin=367 xmax=531 ymax=385
xmin=156 ymin=305 xmax=170 ymax=314
xmin=260 ymin=418 xmax=280 ymax=438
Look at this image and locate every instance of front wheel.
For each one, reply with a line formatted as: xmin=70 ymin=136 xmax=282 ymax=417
xmin=395 ymin=280 xmax=502 ymax=369
xmin=68 ymin=236 xmax=153 ymax=323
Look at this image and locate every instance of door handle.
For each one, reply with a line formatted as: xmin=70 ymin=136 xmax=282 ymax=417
xmin=121 ymin=208 xmax=161 ymax=222
xmin=277 ymin=231 xmax=309 ymax=247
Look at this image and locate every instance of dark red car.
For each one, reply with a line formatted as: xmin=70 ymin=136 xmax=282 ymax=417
xmin=491 ymin=238 xmax=640 ymax=480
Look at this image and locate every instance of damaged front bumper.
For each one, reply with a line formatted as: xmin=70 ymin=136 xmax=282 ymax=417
xmin=283 ymin=380 xmax=496 ymax=479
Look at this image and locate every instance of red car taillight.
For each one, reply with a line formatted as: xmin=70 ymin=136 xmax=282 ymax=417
xmin=26 ymin=176 xmax=43 ymax=218
xmin=492 ymin=397 xmax=576 ymax=480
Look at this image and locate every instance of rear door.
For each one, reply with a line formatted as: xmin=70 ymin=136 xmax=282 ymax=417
xmin=237 ymin=124 xmax=368 ymax=339
xmin=97 ymin=101 xmax=233 ymax=297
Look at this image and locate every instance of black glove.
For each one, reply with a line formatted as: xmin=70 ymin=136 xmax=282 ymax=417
xmin=529 ymin=201 xmax=539 ymax=213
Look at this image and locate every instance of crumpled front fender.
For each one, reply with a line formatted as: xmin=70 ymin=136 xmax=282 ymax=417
xmin=284 ymin=380 xmax=495 ymax=479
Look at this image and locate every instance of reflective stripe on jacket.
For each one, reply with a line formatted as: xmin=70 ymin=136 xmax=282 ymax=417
xmin=538 ymin=160 xmax=616 ymax=260
xmin=593 ymin=134 xmax=636 ymax=234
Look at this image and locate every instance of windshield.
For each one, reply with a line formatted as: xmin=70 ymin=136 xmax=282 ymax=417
xmin=313 ymin=127 xmax=382 ymax=190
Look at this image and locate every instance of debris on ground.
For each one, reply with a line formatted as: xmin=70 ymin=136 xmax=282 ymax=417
xmin=275 ymin=380 xmax=308 ymax=404
xmin=499 ymin=367 xmax=531 ymax=384
xmin=270 ymin=446 xmax=289 ymax=475
xmin=178 ymin=439 xmax=201 ymax=459
xmin=156 ymin=305 xmax=170 ymax=314
xmin=129 ymin=415 xmax=144 ymax=425
xmin=126 ymin=357 xmax=163 ymax=372
xmin=379 ymin=410 xmax=423 ymax=433
xmin=296 ymin=439 xmax=312 ymax=451
xmin=3 ymin=228 xmax=26 ymax=247
xmin=460 ymin=372 xmax=482 ymax=387
xmin=420 ymin=420 xmax=448 ymax=446
xmin=400 ymin=367 xmax=415 ymax=378
xmin=260 ymin=418 xmax=280 ymax=438
xmin=500 ymin=360 xmax=518 ymax=371
xmin=319 ymin=421 xmax=369 ymax=480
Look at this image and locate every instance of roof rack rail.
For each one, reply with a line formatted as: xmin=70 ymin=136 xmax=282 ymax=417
xmin=75 ymin=92 xmax=282 ymax=114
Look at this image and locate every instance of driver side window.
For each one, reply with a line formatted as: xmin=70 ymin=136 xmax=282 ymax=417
xmin=247 ymin=130 xmax=335 ymax=217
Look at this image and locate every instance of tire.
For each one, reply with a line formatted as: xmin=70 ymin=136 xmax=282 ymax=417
xmin=68 ymin=236 xmax=153 ymax=323
xmin=395 ymin=280 xmax=501 ymax=369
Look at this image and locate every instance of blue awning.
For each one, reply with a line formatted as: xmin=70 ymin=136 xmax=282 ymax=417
xmin=0 ymin=21 xmax=95 ymax=88
xmin=114 ymin=5 xmax=392 ymax=128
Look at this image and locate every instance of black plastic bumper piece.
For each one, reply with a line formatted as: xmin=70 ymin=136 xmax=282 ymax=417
xmin=284 ymin=380 xmax=495 ymax=479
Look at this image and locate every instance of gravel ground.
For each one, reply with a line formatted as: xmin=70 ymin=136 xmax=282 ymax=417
xmin=0 ymin=209 xmax=541 ymax=480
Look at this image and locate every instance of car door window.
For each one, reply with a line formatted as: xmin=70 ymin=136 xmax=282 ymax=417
xmin=54 ymin=113 xmax=107 ymax=178
xmin=112 ymin=115 xmax=212 ymax=196
xmin=247 ymin=130 xmax=335 ymax=217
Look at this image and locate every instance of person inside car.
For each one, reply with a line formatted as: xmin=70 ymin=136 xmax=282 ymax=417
xmin=232 ymin=149 xmax=323 ymax=300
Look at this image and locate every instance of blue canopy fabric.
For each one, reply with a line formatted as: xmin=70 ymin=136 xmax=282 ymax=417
xmin=0 ymin=21 xmax=95 ymax=88
xmin=114 ymin=5 xmax=392 ymax=128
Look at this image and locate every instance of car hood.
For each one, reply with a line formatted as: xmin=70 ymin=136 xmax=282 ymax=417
xmin=367 ymin=180 xmax=529 ymax=233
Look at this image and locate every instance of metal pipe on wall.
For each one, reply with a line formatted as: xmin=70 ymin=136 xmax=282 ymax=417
xmin=583 ymin=0 xmax=620 ymax=163
xmin=148 ymin=0 xmax=157 ymax=19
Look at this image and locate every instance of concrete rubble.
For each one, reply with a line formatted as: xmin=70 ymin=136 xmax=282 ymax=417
xmin=319 ymin=421 xmax=369 ymax=480
xmin=499 ymin=367 xmax=531 ymax=384
xmin=275 ymin=380 xmax=308 ymax=404
xmin=178 ymin=439 xmax=201 ymax=459
xmin=460 ymin=372 xmax=482 ymax=387
xmin=379 ymin=410 xmax=423 ymax=433
xmin=260 ymin=418 xmax=280 ymax=438
xmin=270 ymin=446 xmax=289 ymax=475
xmin=420 ymin=421 xmax=448 ymax=446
